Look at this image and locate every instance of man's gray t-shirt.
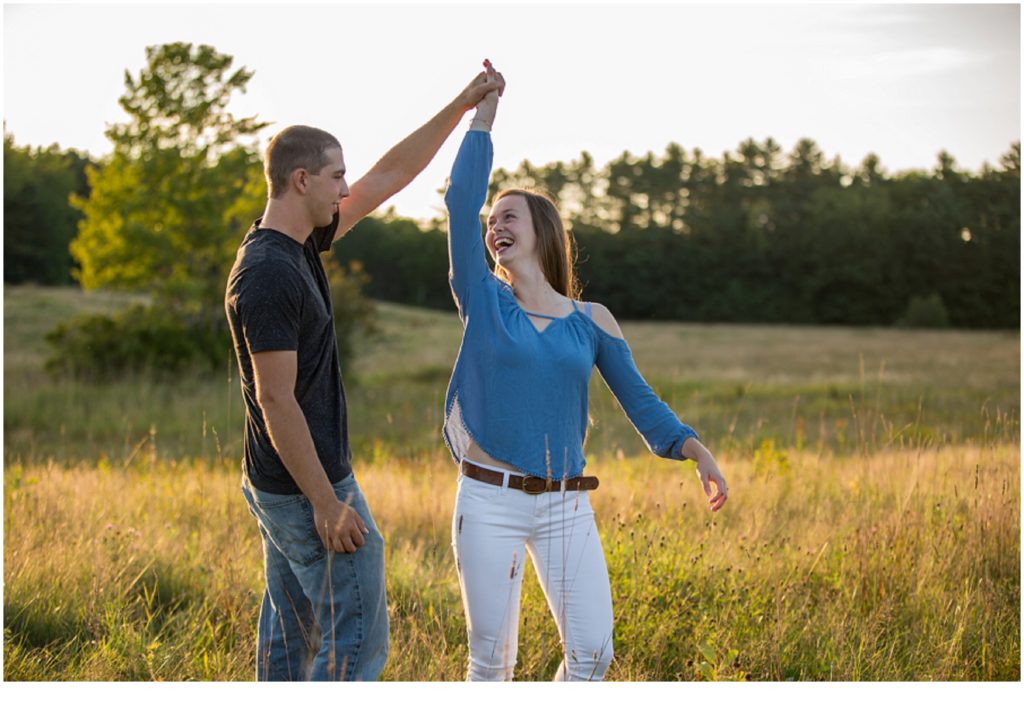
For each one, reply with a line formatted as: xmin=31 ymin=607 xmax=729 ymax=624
xmin=224 ymin=218 xmax=351 ymax=494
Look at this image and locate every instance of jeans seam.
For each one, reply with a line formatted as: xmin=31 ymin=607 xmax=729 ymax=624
xmin=337 ymin=550 xmax=364 ymax=680
xmin=355 ymin=554 xmax=365 ymax=678
xmin=331 ymin=485 xmax=365 ymax=679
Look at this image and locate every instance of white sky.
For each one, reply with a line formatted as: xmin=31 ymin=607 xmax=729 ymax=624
xmin=3 ymin=1 xmax=1021 ymax=222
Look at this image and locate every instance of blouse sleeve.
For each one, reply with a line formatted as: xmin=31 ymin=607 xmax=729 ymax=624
xmin=443 ymin=130 xmax=494 ymax=319
xmin=594 ymin=332 xmax=700 ymax=461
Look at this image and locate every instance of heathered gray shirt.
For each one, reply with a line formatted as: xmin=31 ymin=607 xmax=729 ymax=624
xmin=224 ymin=217 xmax=351 ymax=494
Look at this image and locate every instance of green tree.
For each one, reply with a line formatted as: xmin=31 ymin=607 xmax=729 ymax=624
xmin=51 ymin=43 xmax=271 ymax=377
xmin=53 ymin=43 xmax=380 ymax=377
xmin=70 ymin=42 xmax=267 ymax=312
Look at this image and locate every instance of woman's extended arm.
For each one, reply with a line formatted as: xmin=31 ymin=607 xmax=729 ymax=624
xmin=443 ymin=63 xmax=504 ymax=317
xmin=591 ymin=302 xmax=728 ymax=511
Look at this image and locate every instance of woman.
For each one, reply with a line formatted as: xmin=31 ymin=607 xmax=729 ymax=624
xmin=443 ymin=61 xmax=728 ymax=682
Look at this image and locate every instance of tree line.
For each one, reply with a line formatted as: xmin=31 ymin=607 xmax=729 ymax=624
xmin=4 ymin=133 xmax=93 ymax=285
xmin=337 ymin=138 xmax=1020 ymax=329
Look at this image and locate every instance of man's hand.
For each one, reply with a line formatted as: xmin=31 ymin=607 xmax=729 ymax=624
xmin=459 ymin=58 xmax=505 ymax=115
xmin=333 ymin=59 xmax=507 ymax=240
xmin=312 ymin=495 xmax=369 ymax=554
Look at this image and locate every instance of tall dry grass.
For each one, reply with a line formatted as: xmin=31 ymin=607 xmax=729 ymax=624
xmin=4 ymin=440 xmax=1018 ymax=680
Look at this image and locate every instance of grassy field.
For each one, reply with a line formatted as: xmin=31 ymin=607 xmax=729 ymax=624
xmin=3 ymin=284 xmax=1020 ymax=680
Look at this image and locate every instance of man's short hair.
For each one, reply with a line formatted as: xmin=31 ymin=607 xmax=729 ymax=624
xmin=264 ymin=126 xmax=342 ymax=199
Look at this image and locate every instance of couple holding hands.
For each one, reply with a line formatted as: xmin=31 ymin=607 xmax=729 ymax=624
xmin=225 ymin=60 xmax=728 ymax=682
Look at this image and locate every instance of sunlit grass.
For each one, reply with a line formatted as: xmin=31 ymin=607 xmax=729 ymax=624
xmin=4 ymin=443 xmax=1018 ymax=680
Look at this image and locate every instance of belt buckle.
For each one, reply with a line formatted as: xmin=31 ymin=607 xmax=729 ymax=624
xmin=521 ymin=476 xmax=548 ymax=495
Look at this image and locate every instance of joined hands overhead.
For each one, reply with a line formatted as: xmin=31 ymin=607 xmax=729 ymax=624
xmin=470 ymin=59 xmax=505 ymax=131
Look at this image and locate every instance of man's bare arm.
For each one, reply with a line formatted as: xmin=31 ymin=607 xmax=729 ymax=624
xmin=334 ymin=68 xmax=504 ymax=240
xmin=252 ymin=350 xmax=367 ymax=552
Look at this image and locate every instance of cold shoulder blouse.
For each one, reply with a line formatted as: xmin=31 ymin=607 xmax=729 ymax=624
xmin=442 ymin=129 xmax=698 ymax=479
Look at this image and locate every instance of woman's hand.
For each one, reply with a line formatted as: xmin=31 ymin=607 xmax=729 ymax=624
xmin=456 ymin=61 xmax=501 ymax=112
xmin=470 ymin=59 xmax=504 ymax=131
xmin=682 ymin=437 xmax=729 ymax=512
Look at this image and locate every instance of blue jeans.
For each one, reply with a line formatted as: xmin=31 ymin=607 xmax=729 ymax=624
xmin=241 ymin=473 xmax=389 ymax=681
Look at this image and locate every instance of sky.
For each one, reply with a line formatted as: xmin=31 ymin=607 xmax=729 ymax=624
xmin=3 ymin=1 xmax=1021 ymax=222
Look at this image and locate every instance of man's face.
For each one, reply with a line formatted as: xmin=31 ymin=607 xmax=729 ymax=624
xmin=307 ymin=146 xmax=350 ymax=227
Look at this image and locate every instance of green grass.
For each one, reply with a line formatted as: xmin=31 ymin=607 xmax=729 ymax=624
xmin=4 ymin=286 xmax=1019 ymax=465
xmin=3 ymin=284 xmax=1020 ymax=680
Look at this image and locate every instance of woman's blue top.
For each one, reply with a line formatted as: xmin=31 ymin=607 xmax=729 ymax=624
xmin=442 ymin=129 xmax=698 ymax=479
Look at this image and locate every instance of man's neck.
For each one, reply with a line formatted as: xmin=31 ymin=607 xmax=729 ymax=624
xmin=260 ymin=199 xmax=314 ymax=244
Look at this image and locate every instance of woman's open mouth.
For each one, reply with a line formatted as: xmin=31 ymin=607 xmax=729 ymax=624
xmin=494 ymin=236 xmax=515 ymax=255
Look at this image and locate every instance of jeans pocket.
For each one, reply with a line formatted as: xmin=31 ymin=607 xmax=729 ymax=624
xmin=330 ymin=473 xmax=360 ymax=507
xmin=252 ymin=494 xmax=325 ymax=567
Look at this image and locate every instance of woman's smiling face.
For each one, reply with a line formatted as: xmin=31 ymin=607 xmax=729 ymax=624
xmin=486 ymin=194 xmax=536 ymax=267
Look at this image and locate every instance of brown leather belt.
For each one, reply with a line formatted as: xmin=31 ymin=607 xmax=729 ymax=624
xmin=461 ymin=460 xmax=599 ymax=494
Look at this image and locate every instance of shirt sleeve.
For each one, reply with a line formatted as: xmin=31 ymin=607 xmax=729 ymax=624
xmin=310 ymin=211 xmax=340 ymax=253
xmin=594 ymin=333 xmax=700 ymax=461
xmin=443 ymin=130 xmax=494 ymax=318
xmin=232 ymin=261 xmax=304 ymax=353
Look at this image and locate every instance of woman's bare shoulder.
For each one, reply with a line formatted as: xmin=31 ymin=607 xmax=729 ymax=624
xmin=585 ymin=301 xmax=625 ymax=340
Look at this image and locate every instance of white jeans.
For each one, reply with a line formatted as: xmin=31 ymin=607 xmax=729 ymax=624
xmin=451 ymin=463 xmax=615 ymax=681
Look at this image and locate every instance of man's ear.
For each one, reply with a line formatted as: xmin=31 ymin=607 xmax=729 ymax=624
xmin=290 ymin=168 xmax=309 ymax=195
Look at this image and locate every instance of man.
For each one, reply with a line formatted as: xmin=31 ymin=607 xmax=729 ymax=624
xmin=225 ymin=68 xmax=501 ymax=681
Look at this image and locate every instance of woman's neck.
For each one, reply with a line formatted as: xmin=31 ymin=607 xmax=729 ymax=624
xmin=506 ymin=264 xmax=564 ymax=311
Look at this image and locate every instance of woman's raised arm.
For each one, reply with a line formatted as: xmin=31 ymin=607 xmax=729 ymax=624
xmin=443 ymin=62 xmax=505 ymax=316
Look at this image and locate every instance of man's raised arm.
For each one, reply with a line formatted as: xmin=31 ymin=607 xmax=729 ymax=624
xmin=334 ymin=66 xmax=504 ymax=241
